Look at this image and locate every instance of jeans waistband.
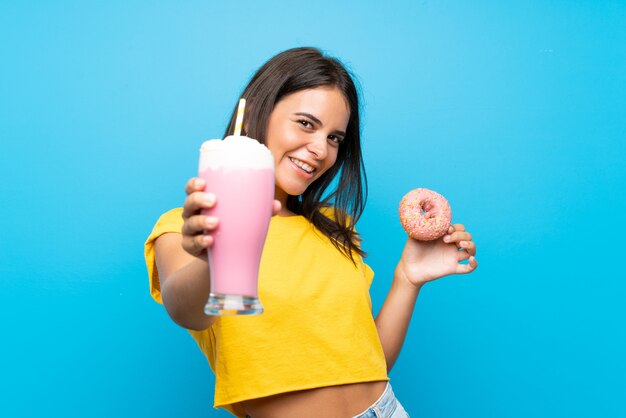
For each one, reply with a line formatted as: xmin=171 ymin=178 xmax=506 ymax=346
xmin=352 ymin=383 xmax=400 ymax=418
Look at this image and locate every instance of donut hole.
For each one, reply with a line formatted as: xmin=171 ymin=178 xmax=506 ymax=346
xmin=421 ymin=201 xmax=433 ymax=215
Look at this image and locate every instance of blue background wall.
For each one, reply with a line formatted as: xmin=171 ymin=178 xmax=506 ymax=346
xmin=1 ymin=1 xmax=625 ymax=417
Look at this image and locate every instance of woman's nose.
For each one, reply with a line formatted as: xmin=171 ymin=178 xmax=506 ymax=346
xmin=306 ymin=134 xmax=328 ymax=160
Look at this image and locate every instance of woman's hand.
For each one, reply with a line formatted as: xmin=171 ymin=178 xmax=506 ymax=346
xmin=181 ymin=178 xmax=282 ymax=260
xmin=181 ymin=178 xmax=218 ymax=260
xmin=395 ymin=223 xmax=478 ymax=288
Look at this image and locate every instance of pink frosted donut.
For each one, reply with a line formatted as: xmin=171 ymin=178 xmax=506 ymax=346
xmin=399 ymin=188 xmax=452 ymax=241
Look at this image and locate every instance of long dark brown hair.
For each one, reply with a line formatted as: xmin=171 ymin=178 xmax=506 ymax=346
xmin=224 ymin=47 xmax=367 ymax=262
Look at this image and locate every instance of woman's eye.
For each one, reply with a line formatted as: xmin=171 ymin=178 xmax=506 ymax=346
xmin=298 ymin=119 xmax=313 ymax=129
xmin=328 ymin=135 xmax=343 ymax=145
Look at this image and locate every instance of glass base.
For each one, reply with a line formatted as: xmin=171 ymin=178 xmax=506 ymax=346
xmin=204 ymin=293 xmax=263 ymax=316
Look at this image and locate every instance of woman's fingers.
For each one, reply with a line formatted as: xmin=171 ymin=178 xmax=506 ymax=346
xmin=444 ymin=224 xmax=466 ymax=240
xmin=181 ymin=213 xmax=217 ymax=257
xmin=183 ymin=192 xmax=216 ymax=219
xmin=185 ymin=177 xmax=205 ymax=195
xmin=445 ymin=223 xmax=478 ymax=273
xmin=182 ymin=233 xmax=213 ymax=256
xmin=448 ymin=223 xmax=465 ymax=233
xmin=183 ymin=177 xmax=216 ymax=218
xmin=458 ymin=240 xmax=476 ymax=256
xmin=457 ymin=249 xmax=470 ymax=262
xmin=182 ymin=214 xmax=219 ymax=235
xmin=456 ymin=256 xmax=478 ymax=274
xmin=443 ymin=230 xmax=472 ymax=244
xmin=181 ymin=178 xmax=219 ymax=257
xmin=272 ymin=200 xmax=282 ymax=216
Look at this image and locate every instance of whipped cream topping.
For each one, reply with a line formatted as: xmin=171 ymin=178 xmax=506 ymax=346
xmin=199 ymin=135 xmax=274 ymax=170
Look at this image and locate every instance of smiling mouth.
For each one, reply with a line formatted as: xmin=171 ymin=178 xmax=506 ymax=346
xmin=289 ymin=157 xmax=316 ymax=174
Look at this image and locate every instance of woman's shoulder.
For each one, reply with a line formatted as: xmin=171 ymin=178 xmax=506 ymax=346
xmin=319 ymin=206 xmax=351 ymax=224
xmin=148 ymin=208 xmax=184 ymax=239
xmin=144 ymin=207 xmax=184 ymax=304
xmin=158 ymin=207 xmax=183 ymax=221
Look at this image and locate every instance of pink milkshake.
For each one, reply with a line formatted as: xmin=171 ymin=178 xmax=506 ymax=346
xmin=199 ymin=135 xmax=274 ymax=315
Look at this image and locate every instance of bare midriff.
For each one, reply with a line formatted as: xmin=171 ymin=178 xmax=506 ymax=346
xmin=238 ymin=380 xmax=388 ymax=418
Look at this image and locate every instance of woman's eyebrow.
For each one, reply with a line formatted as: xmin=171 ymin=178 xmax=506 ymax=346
xmin=294 ymin=112 xmax=346 ymax=137
xmin=294 ymin=112 xmax=322 ymax=125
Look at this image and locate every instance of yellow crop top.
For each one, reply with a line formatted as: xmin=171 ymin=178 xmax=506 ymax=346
xmin=144 ymin=208 xmax=389 ymax=417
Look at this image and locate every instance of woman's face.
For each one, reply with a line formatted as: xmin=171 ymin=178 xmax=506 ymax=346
xmin=264 ymin=86 xmax=350 ymax=205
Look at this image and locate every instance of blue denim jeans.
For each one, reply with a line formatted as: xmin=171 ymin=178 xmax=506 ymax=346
xmin=352 ymin=383 xmax=410 ymax=418
xmin=244 ymin=383 xmax=410 ymax=418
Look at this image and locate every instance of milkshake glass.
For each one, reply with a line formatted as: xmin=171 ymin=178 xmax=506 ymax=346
xmin=198 ymin=135 xmax=274 ymax=315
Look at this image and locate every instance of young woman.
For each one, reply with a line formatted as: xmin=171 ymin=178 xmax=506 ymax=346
xmin=145 ymin=47 xmax=478 ymax=418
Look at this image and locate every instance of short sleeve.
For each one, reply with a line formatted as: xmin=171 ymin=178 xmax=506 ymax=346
xmin=361 ymin=261 xmax=375 ymax=288
xmin=143 ymin=208 xmax=184 ymax=303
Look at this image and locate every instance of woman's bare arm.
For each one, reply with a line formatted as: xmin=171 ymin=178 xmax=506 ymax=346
xmin=154 ymin=232 xmax=216 ymax=331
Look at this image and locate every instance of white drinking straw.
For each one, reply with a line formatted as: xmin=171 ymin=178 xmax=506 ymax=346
xmin=234 ymin=98 xmax=246 ymax=136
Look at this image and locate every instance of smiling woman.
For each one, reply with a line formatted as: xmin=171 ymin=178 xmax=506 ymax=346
xmin=265 ymin=86 xmax=349 ymax=208
xmin=144 ymin=47 xmax=477 ymax=418
xmin=224 ymin=48 xmax=368 ymax=261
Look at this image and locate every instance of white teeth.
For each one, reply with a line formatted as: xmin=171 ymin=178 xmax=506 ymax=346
xmin=290 ymin=158 xmax=314 ymax=173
